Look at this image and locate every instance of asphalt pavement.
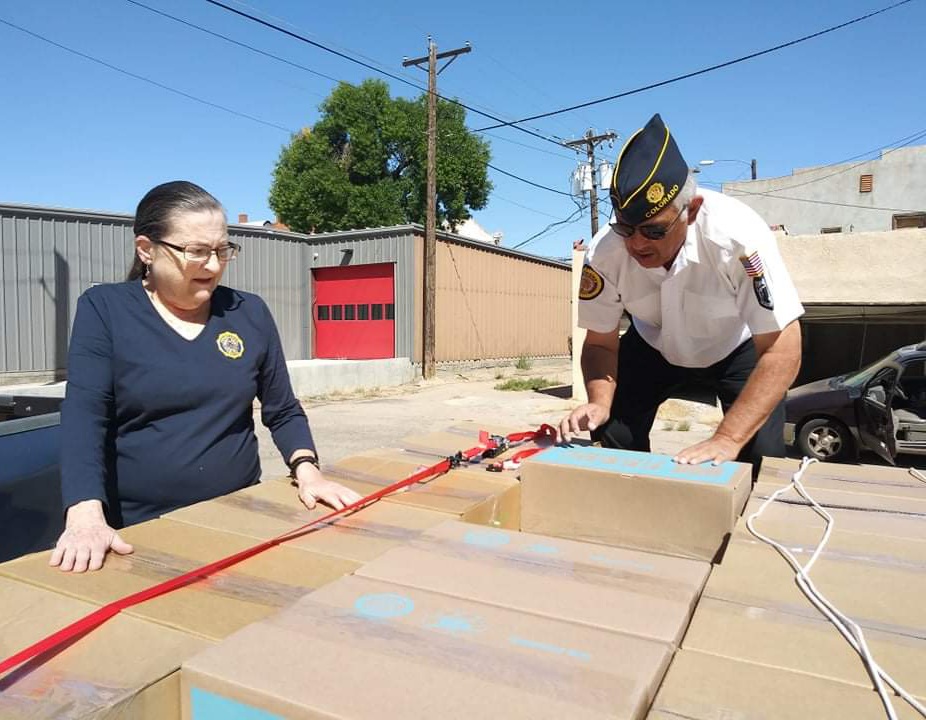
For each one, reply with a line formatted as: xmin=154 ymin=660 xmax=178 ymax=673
xmin=254 ymin=358 xmax=716 ymax=479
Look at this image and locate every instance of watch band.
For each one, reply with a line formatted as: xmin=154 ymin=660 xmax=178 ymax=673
xmin=288 ymin=454 xmax=320 ymax=478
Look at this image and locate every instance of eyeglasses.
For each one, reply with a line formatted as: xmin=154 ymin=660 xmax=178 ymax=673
xmin=610 ymin=204 xmax=688 ymax=240
xmin=153 ymin=239 xmax=241 ymax=263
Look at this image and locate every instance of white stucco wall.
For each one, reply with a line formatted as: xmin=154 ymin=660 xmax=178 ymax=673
xmin=724 ymin=145 xmax=926 ymax=236
xmin=778 ymin=228 xmax=926 ymax=304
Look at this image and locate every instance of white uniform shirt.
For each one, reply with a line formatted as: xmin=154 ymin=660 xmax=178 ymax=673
xmin=579 ymin=188 xmax=804 ymax=368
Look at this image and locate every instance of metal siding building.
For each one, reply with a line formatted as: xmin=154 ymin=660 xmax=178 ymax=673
xmin=430 ymin=235 xmax=571 ymax=362
xmin=0 ymin=204 xmax=570 ymax=382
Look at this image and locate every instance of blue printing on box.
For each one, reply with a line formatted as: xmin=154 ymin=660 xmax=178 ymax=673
xmin=190 ymin=687 xmax=284 ymax=720
xmin=535 ymin=445 xmax=737 ymax=485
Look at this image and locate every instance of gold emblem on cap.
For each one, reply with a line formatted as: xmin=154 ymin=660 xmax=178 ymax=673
xmin=216 ymin=331 xmax=244 ymax=359
xmin=646 ymin=182 xmax=665 ymax=205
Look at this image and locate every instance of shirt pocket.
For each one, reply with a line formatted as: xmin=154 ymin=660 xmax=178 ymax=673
xmin=682 ymin=289 xmax=740 ymax=338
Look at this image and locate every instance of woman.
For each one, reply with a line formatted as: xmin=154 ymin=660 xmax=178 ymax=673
xmin=51 ymin=181 xmax=362 ymax=573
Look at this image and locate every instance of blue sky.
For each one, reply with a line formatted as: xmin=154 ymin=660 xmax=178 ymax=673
xmin=1 ymin=0 xmax=923 ymax=258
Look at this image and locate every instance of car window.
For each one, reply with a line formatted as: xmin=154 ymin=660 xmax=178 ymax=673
xmin=843 ymin=351 xmax=902 ymax=388
xmin=901 ymin=359 xmax=926 ymax=378
xmin=864 ymin=366 xmax=899 ymax=407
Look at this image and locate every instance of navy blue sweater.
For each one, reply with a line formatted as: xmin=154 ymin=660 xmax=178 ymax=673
xmin=61 ymin=281 xmax=314 ymax=527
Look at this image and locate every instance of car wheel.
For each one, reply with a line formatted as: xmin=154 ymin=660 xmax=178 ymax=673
xmin=796 ymin=418 xmax=854 ymax=462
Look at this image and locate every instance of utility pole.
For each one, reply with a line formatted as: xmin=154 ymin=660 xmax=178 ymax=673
xmin=565 ymin=129 xmax=618 ymax=238
xmin=403 ymin=38 xmax=471 ymax=380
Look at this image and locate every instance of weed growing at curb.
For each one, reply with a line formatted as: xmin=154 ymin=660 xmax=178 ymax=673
xmin=495 ymin=377 xmax=556 ymax=392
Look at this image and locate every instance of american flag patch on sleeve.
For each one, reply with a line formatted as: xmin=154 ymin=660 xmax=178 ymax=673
xmin=739 ymin=251 xmax=765 ymax=277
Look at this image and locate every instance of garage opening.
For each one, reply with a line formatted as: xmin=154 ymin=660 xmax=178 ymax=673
xmin=312 ymin=263 xmax=395 ymax=359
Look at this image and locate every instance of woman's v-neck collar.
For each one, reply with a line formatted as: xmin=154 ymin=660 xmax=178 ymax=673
xmin=134 ymin=280 xmax=214 ymax=344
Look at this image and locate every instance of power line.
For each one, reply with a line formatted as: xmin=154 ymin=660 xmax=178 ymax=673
xmin=728 ymin=192 xmax=924 ymax=214
xmin=1 ymin=13 xmax=571 ymax=203
xmin=477 ymin=50 xmax=592 ymax=137
xmin=492 ymin=194 xmax=568 ymax=220
xmin=124 ymin=0 xmax=342 ymax=85
xmin=130 ymin=0 xmax=575 ymax=162
xmin=475 ymin=0 xmax=915 ymax=132
xmin=215 ymin=0 xmax=569 ymax=144
xmin=223 ymin=0 xmax=430 ymax=91
xmin=487 ymin=164 xmax=573 ymax=196
xmin=512 ymin=206 xmax=586 ymax=249
xmin=202 ymin=0 xmax=566 ymax=148
xmin=478 ymin=131 xmax=575 ymax=160
xmin=0 ymin=15 xmax=292 ymax=133
xmin=725 ymin=127 xmax=926 ymax=196
xmin=700 ymin=180 xmax=923 ymax=212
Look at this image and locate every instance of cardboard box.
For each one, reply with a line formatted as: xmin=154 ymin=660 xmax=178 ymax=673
xmin=356 ymin=519 xmax=710 ymax=645
xmin=701 ymin=537 xmax=926 ymax=642
xmin=521 ymin=445 xmax=752 ymax=562
xmin=752 ymin=478 xmax=926 ymax=515
xmin=760 ymin=456 xmax=926 ymax=499
xmin=0 ymin=577 xmax=210 ymax=719
xmin=682 ymin=595 xmax=926 ymax=700
xmin=165 ymin=478 xmax=450 ymax=563
xmin=736 ymin=500 xmax=926 ymax=562
xmin=0 ymin=518 xmax=360 ymax=641
xmin=326 ymin=447 xmax=521 ymax=528
xmin=182 ymin=574 xmax=673 ymax=720
xmin=756 ymin=457 xmax=926 ymax=515
xmin=740 ymin=495 xmax=926 ymax=543
xmin=648 ymin=650 xmax=923 ymax=719
xmin=683 ymin=501 xmax=926 ymax=698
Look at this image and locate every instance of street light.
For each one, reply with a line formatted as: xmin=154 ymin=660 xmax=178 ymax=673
xmin=699 ymin=158 xmax=757 ymax=180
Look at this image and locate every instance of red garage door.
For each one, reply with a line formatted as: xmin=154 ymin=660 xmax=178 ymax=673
xmin=313 ymin=263 xmax=395 ymax=359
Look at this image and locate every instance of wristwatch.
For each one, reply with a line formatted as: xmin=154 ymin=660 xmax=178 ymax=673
xmin=288 ymin=454 xmax=320 ymax=478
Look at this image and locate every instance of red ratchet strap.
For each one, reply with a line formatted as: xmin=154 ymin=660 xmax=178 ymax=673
xmin=485 ymin=446 xmax=545 ymax=472
xmin=481 ymin=423 xmax=556 ymax=472
xmin=0 ymin=424 xmax=555 ymax=677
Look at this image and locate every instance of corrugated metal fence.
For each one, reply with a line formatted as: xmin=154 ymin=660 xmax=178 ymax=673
xmin=0 ymin=205 xmax=417 ymax=380
xmin=432 ymin=238 xmax=572 ymax=362
xmin=0 ymin=206 xmax=136 ymax=379
xmin=0 ymin=204 xmax=569 ymax=381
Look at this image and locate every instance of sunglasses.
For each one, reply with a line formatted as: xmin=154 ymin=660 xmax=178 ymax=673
xmin=610 ymin=204 xmax=688 ymax=241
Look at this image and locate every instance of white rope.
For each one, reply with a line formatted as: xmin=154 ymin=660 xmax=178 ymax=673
xmin=746 ymin=457 xmax=926 ymax=719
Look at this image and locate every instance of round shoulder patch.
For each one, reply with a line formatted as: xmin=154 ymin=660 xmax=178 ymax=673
xmin=216 ymin=331 xmax=245 ymax=359
xmin=579 ymin=265 xmax=604 ymax=300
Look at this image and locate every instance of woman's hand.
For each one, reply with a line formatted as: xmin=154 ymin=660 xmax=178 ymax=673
xmin=294 ymin=463 xmax=364 ymax=511
xmin=49 ymin=500 xmax=134 ymax=573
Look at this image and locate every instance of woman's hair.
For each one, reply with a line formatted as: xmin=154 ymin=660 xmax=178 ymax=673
xmin=127 ymin=181 xmax=224 ymax=280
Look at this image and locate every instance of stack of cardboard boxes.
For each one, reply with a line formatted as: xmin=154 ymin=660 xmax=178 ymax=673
xmin=175 ymin=439 xmax=754 ymax=718
xmin=181 ymin=520 xmax=710 ymax=719
xmin=3 ymin=425 xmax=922 ymax=719
xmin=650 ymin=457 xmax=926 ymax=718
xmin=0 ymin=425 xmax=548 ymax=718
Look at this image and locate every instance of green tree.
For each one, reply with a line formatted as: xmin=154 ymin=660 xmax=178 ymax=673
xmin=269 ymin=79 xmax=492 ymax=233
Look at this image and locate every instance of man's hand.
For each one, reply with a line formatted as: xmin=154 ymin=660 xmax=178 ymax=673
xmin=673 ymin=432 xmax=744 ymax=466
xmin=49 ymin=499 xmax=134 ymax=573
xmin=294 ymin=462 xmax=364 ymax=511
xmin=559 ymin=402 xmax=611 ymax=444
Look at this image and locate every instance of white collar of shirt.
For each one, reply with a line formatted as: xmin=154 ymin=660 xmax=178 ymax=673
xmin=642 ymin=222 xmax=701 ymax=279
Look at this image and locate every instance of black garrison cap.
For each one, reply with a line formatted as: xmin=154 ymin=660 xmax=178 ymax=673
xmin=610 ymin=113 xmax=688 ymax=225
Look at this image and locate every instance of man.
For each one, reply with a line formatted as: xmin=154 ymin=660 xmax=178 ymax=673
xmin=560 ymin=113 xmax=803 ymax=471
